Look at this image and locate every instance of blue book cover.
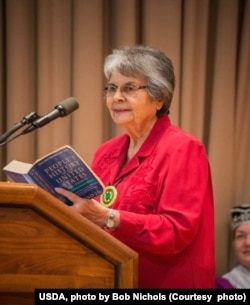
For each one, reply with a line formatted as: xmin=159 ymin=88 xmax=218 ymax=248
xmin=3 ymin=145 xmax=105 ymax=206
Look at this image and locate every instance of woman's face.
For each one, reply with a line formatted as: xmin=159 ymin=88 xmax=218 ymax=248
xmin=105 ymin=71 xmax=163 ymax=132
xmin=234 ymin=223 xmax=250 ymax=270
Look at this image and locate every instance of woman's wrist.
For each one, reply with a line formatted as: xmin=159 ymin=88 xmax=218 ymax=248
xmin=104 ymin=209 xmax=120 ymax=230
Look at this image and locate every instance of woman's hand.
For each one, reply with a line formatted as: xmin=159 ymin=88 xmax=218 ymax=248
xmin=55 ymin=187 xmax=109 ymax=227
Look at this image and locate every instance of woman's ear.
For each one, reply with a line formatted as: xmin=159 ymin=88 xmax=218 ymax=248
xmin=156 ymin=101 xmax=164 ymax=110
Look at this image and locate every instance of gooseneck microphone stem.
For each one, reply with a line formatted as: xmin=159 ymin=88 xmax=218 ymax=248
xmin=0 ymin=112 xmax=39 ymax=144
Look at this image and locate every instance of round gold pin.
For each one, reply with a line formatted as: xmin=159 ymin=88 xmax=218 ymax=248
xmin=100 ymin=185 xmax=117 ymax=207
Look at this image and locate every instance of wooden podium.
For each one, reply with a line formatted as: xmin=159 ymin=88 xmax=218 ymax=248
xmin=0 ymin=182 xmax=138 ymax=305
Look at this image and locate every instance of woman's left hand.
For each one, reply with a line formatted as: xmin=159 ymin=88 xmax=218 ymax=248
xmin=55 ymin=187 xmax=110 ymax=227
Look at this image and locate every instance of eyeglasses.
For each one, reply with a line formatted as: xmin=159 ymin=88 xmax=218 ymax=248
xmin=103 ymin=84 xmax=148 ymax=97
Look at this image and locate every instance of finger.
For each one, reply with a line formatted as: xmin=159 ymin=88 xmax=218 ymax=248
xmin=54 ymin=187 xmax=80 ymax=202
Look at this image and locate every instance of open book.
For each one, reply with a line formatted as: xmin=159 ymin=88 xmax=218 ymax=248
xmin=3 ymin=145 xmax=104 ymax=206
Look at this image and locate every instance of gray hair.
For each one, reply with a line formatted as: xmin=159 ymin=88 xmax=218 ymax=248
xmin=104 ymin=45 xmax=175 ymax=115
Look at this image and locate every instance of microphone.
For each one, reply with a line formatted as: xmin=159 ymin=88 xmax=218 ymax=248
xmin=21 ymin=97 xmax=79 ymax=135
xmin=0 ymin=112 xmax=39 ymax=144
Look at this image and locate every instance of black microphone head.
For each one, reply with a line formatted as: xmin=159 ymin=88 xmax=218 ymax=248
xmin=56 ymin=97 xmax=79 ymax=116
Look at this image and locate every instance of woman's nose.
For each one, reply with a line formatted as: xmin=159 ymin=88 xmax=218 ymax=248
xmin=113 ymin=87 xmax=126 ymax=100
xmin=245 ymin=234 xmax=250 ymax=245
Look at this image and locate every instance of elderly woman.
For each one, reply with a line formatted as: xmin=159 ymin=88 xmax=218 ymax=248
xmin=216 ymin=204 xmax=250 ymax=288
xmin=56 ymin=45 xmax=215 ymax=288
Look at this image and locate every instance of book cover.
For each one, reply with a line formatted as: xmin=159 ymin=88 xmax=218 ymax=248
xmin=3 ymin=145 xmax=105 ymax=206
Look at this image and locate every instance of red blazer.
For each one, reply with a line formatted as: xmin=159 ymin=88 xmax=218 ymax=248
xmin=91 ymin=115 xmax=215 ymax=288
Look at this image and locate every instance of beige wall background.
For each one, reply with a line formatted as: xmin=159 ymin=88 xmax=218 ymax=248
xmin=0 ymin=0 xmax=250 ymax=277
